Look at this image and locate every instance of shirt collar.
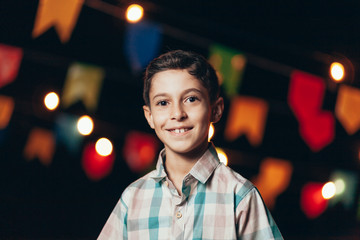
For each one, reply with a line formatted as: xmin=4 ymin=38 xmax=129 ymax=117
xmin=150 ymin=143 xmax=220 ymax=184
xmin=150 ymin=148 xmax=167 ymax=182
xmin=189 ymin=142 xmax=220 ymax=184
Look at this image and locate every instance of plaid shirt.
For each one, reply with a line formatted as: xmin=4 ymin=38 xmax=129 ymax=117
xmin=98 ymin=144 xmax=283 ymax=240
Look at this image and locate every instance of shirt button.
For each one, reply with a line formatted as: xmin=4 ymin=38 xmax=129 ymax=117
xmin=176 ymin=211 xmax=182 ymax=219
xmin=164 ymin=181 xmax=169 ymax=187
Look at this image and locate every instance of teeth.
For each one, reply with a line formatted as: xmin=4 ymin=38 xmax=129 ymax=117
xmin=173 ymin=128 xmax=187 ymax=133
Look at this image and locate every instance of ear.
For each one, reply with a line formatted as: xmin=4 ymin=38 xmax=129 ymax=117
xmin=211 ymin=97 xmax=224 ymax=123
xmin=143 ymin=105 xmax=155 ymax=129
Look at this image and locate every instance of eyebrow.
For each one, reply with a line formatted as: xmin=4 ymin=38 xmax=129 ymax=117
xmin=152 ymin=88 xmax=204 ymax=101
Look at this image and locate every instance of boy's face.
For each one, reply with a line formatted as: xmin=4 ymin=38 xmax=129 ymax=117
xmin=143 ymin=69 xmax=223 ymax=158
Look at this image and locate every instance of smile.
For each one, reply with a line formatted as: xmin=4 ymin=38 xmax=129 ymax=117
xmin=169 ymin=128 xmax=192 ymax=133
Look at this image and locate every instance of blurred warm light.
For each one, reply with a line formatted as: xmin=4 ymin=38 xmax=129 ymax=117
xmin=216 ymin=147 xmax=228 ymax=166
xmin=77 ymin=115 xmax=94 ymax=135
xmin=322 ymin=181 xmax=336 ymax=199
xmin=95 ymin=138 xmax=113 ymax=157
xmin=123 ymin=131 xmax=159 ymax=173
xmin=301 ymin=182 xmax=328 ymax=219
xmin=82 ymin=142 xmax=115 ymax=181
xmin=126 ymin=4 xmax=143 ymax=23
xmin=334 ymin=178 xmax=346 ymax=195
xmin=44 ymin=92 xmax=59 ymax=110
xmin=330 ymin=62 xmax=345 ymax=82
xmin=208 ymin=123 xmax=214 ymax=142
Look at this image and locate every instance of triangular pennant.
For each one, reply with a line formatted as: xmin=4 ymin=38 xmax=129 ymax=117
xmin=124 ymin=20 xmax=162 ymax=73
xmin=61 ymin=62 xmax=105 ymax=112
xmin=335 ymin=85 xmax=360 ymax=135
xmin=288 ymin=70 xmax=335 ymax=152
xmin=0 ymin=95 xmax=15 ymax=129
xmin=0 ymin=44 xmax=23 ymax=88
xmin=24 ymin=128 xmax=56 ymax=166
xmin=32 ymin=0 xmax=84 ymax=43
xmin=209 ymin=44 xmax=246 ymax=98
xmin=55 ymin=113 xmax=83 ymax=153
xmin=224 ymin=96 xmax=268 ymax=146
xmin=252 ymin=157 xmax=293 ymax=209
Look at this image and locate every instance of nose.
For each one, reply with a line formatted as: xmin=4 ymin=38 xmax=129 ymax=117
xmin=171 ymin=103 xmax=187 ymax=120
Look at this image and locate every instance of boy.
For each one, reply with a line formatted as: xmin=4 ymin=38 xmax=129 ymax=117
xmin=98 ymin=50 xmax=283 ymax=239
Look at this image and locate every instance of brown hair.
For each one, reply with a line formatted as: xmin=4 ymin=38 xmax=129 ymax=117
xmin=143 ymin=50 xmax=219 ymax=106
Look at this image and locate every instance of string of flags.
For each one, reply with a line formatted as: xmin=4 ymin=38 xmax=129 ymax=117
xmin=25 ymin=0 xmax=360 ymax=153
xmin=1 ymin=42 xmax=360 ymax=159
xmin=1 ymin=0 xmax=360 ymax=220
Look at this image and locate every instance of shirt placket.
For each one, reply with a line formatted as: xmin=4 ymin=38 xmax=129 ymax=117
xmin=164 ymin=177 xmax=191 ymax=240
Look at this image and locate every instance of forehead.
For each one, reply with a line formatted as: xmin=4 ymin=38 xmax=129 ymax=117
xmin=150 ymin=69 xmax=207 ymax=95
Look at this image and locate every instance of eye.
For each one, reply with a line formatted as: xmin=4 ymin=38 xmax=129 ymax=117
xmin=186 ymin=96 xmax=199 ymax=103
xmin=156 ymin=100 xmax=168 ymax=106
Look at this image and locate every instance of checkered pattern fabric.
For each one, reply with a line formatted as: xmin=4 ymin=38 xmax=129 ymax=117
xmin=98 ymin=144 xmax=283 ymax=240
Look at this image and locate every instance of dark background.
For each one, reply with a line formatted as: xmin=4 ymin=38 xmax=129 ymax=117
xmin=0 ymin=0 xmax=360 ymax=239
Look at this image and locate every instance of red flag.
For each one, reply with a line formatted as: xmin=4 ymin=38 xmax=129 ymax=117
xmin=288 ymin=70 xmax=335 ymax=151
xmin=0 ymin=44 xmax=23 ymax=88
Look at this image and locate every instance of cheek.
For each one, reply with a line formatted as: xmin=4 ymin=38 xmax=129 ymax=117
xmin=151 ymin=113 xmax=167 ymax=127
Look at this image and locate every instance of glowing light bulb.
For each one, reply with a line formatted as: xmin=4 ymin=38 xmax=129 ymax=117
xmin=95 ymin=138 xmax=113 ymax=156
xmin=216 ymin=147 xmax=228 ymax=166
xmin=126 ymin=4 xmax=143 ymax=23
xmin=208 ymin=123 xmax=214 ymax=142
xmin=77 ymin=115 xmax=94 ymax=136
xmin=322 ymin=181 xmax=336 ymax=199
xmin=334 ymin=178 xmax=345 ymax=195
xmin=330 ymin=62 xmax=345 ymax=82
xmin=44 ymin=92 xmax=59 ymax=110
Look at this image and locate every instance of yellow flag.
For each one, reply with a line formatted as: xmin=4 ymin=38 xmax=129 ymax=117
xmin=62 ymin=63 xmax=105 ymax=112
xmin=225 ymin=96 xmax=268 ymax=146
xmin=32 ymin=0 xmax=84 ymax=43
xmin=335 ymin=85 xmax=360 ymax=135
xmin=24 ymin=128 xmax=55 ymax=166
xmin=252 ymin=158 xmax=293 ymax=209
xmin=0 ymin=95 xmax=15 ymax=129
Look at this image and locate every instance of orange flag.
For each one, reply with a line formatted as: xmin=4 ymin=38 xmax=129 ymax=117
xmin=0 ymin=95 xmax=15 ymax=129
xmin=32 ymin=0 xmax=84 ymax=43
xmin=24 ymin=128 xmax=56 ymax=166
xmin=225 ymin=96 xmax=268 ymax=146
xmin=335 ymin=85 xmax=360 ymax=135
xmin=252 ymin=158 xmax=293 ymax=209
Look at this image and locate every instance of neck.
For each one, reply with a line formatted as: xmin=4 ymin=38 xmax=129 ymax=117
xmin=164 ymin=142 xmax=209 ymax=193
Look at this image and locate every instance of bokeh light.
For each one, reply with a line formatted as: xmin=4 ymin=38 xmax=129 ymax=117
xmin=322 ymin=181 xmax=336 ymax=199
xmin=44 ymin=92 xmax=59 ymax=110
xmin=77 ymin=115 xmax=94 ymax=136
xmin=330 ymin=62 xmax=345 ymax=82
xmin=301 ymin=182 xmax=328 ymax=219
xmin=208 ymin=123 xmax=214 ymax=142
xmin=334 ymin=178 xmax=346 ymax=195
xmin=216 ymin=147 xmax=228 ymax=166
xmin=82 ymin=142 xmax=115 ymax=181
xmin=123 ymin=131 xmax=159 ymax=173
xmin=126 ymin=4 xmax=143 ymax=23
xmin=95 ymin=138 xmax=113 ymax=157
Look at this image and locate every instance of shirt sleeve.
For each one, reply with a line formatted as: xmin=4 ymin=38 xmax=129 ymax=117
xmin=97 ymin=196 xmax=128 ymax=240
xmin=235 ymin=187 xmax=283 ymax=240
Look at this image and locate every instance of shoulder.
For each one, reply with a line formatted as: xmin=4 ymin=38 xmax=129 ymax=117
xmin=120 ymin=169 xmax=159 ymax=206
xmin=214 ymin=163 xmax=256 ymax=201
